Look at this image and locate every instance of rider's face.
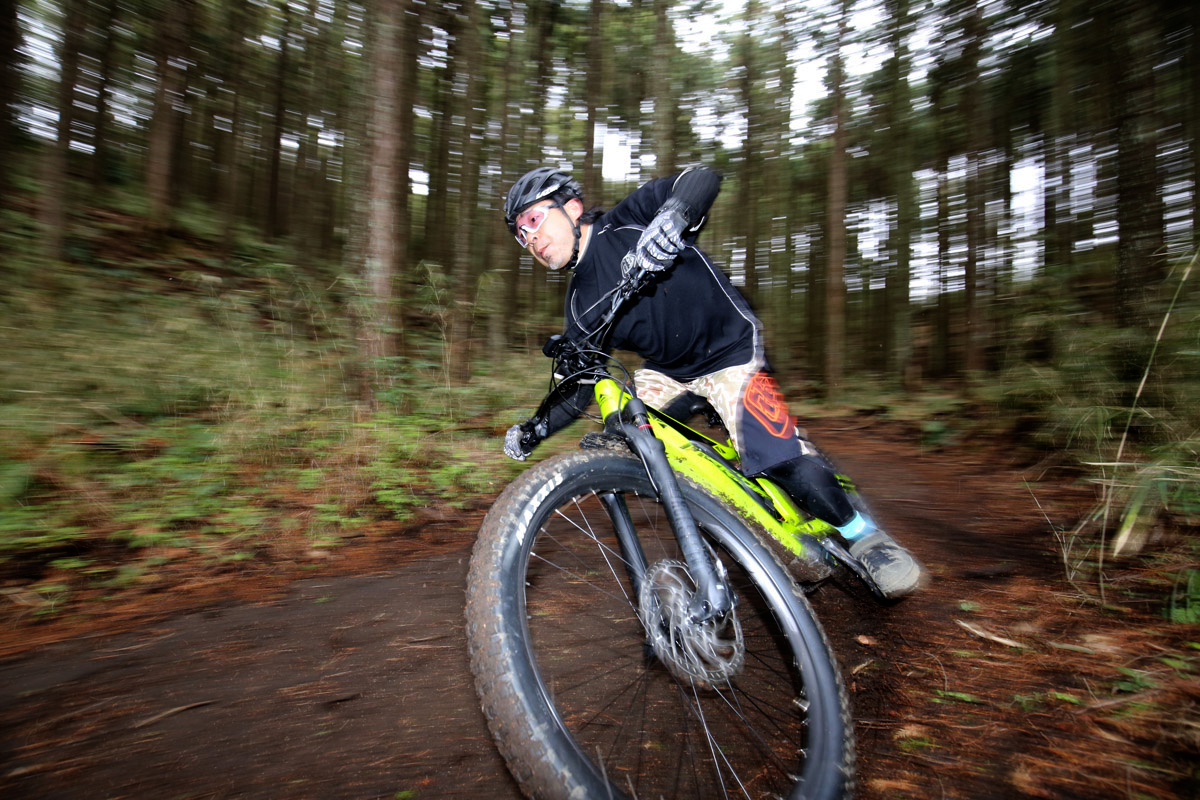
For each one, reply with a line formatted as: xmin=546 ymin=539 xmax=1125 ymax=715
xmin=519 ymin=198 xmax=583 ymax=271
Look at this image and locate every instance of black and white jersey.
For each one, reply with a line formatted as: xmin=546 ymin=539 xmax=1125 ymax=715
xmin=565 ymin=173 xmax=762 ymax=383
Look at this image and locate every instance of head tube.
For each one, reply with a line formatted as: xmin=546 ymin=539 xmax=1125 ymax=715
xmin=594 ymin=378 xmax=633 ymax=421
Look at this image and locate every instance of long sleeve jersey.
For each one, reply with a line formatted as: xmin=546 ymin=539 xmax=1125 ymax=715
xmin=536 ymin=168 xmax=765 ymax=438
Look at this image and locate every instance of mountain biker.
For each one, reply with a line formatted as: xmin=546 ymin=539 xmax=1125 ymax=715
xmin=500 ymin=165 xmax=925 ymax=599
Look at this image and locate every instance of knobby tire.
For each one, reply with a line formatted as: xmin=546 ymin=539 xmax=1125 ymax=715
xmin=466 ymin=450 xmax=855 ymax=800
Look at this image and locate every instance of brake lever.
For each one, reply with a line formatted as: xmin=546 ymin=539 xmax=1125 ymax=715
xmin=542 ymin=333 xmax=566 ymax=359
xmin=615 ymin=254 xmax=648 ymax=312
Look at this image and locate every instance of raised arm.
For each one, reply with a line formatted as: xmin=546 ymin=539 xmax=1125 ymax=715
xmin=666 ymin=166 xmax=722 ymax=229
xmin=634 ymin=167 xmax=723 ymax=272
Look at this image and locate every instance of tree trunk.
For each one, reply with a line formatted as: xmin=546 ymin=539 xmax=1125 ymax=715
xmin=1114 ymin=1 xmax=1163 ymax=327
xmin=391 ymin=0 xmax=418 ymax=349
xmin=90 ymin=0 xmax=120 ymax=194
xmin=146 ymin=0 xmax=193 ymax=235
xmin=823 ymin=5 xmax=850 ymax=398
xmin=934 ymin=168 xmax=952 ymax=379
xmin=450 ymin=0 xmax=485 ymax=384
xmin=736 ymin=0 xmax=761 ymax=303
xmin=582 ymin=0 xmax=604 ymax=202
xmin=961 ymin=0 xmax=986 ymax=375
xmin=1191 ymin=2 xmax=1200 ymax=237
xmin=265 ymin=2 xmax=292 ymax=240
xmin=525 ymin=0 xmax=560 ymax=318
xmin=804 ymin=156 xmax=827 ymax=381
xmin=497 ymin=3 xmax=526 ymax=346
xmin=0 ymin=0 xmax=19 ymax=205
xmin=43 ymin=0 xmax=86 ymax=261
xmin=766 ymin=8 xmax=796 ymax=373
xmin=288 ymin=0 xmax=322 ymax=262
xmin=651 ymin=0 xmax=675 ymax=177
xmin=883 ymin=0 xmax=915 ymax=388
xmin=363 ymin=0 xmax=404 ymax=365
xmin=169 ymin=58 xmax=195 ymax=212
xmin=425 ymin=4 xmax=460 ymax=269
xmin=221 ymin=0 xmax=248 ymax=261
xmin=1042 ymin=0 xmax=1077 ymax=276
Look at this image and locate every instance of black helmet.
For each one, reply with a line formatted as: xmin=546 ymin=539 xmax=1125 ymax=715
xmin=504 ymin=167 xmax=583 ymax=234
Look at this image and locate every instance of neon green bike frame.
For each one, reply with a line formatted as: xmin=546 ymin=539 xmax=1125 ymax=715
xmin=593 ymin=377 xmax=836 ymax=574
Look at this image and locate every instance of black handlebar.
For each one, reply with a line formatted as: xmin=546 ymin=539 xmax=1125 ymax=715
xmin=552 ymin=254 xmax=650 ymax=363
xmin=526 ymin=252 xmax=651 ymax=431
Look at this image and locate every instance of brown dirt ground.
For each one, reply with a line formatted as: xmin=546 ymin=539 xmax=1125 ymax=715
xmin=1 ymin=421 xmax=1197 ymax=800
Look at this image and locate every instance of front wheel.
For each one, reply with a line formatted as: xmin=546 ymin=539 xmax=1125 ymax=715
xmin=466 ymin=450 xmax=855 ymax=799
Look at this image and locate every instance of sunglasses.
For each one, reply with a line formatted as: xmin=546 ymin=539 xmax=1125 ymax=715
xmin=514 ymin=204 xmax=554 ymax=248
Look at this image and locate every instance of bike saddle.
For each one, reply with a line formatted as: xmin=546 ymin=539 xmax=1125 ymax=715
xmin=659 ymin=392 xmax=724 ymax=429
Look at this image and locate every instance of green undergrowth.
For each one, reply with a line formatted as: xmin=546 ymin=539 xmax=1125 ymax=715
xmin=1 ymin=204 xmax=1196 ymax=627
xmin=0 ymin=213 xmax=549 ymax=619
xmin=788 ymin=254 xmax=1199 ymax=623
xmin=1000 ymin=259 xmax=1199 ymax=613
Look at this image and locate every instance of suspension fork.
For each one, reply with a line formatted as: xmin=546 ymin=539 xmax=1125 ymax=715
xmin=613 ymin=396 xmax=734 ymax=623
xmin=597 ymin=491 xmax=649 ymax=599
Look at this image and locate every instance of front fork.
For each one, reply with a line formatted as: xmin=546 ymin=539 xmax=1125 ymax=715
xmin=609 ymin=396 xmax=734 ymax=623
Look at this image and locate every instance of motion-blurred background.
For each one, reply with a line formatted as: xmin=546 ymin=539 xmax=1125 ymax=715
xmin=0 ymin=0 xmax=1195 ymax=623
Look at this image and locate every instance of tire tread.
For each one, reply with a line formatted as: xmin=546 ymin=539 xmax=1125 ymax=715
xmin=465 ymin=450 xmax=856 ymax=799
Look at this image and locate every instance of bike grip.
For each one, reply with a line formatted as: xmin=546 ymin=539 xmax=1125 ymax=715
xmin=542 ymin=334 xmax=564 ymax=358
xmin=622 ymin=252 xmax=649 ymax=287
xmin=621 ymin=251 xmax=639 ymax=276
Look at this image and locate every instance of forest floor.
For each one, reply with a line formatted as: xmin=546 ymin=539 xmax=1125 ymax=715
xmin=0 ymin=419 xmax=1197 ymax=800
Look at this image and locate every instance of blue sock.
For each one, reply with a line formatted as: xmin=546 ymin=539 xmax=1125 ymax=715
xmin=836 ymin=511 xmax=875 ymax=541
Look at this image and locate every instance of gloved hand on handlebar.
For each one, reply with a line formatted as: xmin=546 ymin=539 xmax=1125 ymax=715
xmin=634 ymin=197 xmax=691 ymax=272
xmin=504 ymin=420 xmax=543 ymax=461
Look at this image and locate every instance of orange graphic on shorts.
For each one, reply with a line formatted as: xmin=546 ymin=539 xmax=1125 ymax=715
xmin=744 ymin=372 xmax=795 ymax=439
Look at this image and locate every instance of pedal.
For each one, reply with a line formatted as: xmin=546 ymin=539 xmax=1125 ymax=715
xmin=815 ymin=536 xmax=887 ymax=600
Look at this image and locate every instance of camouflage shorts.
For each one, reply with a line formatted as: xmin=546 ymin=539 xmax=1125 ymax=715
xmin=634 ymin=361 xmax=808 ymax=475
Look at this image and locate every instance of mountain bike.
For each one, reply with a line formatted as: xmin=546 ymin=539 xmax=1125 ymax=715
xmin=466 ymin=260 xmax=868 ymax=800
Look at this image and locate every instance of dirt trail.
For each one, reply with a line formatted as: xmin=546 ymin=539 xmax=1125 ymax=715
xmin=0 ymin=551 xmax=520 ymax=799
xmin=1 ymin=422 xmax=1192 ymax=800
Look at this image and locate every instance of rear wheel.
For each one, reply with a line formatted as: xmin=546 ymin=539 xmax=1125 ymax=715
xmin=466 ymin=450 xmax=855 ymax=799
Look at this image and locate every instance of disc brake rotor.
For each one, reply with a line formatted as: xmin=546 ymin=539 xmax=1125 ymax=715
xmin=638 ymin=559 xmax=744 ymax=686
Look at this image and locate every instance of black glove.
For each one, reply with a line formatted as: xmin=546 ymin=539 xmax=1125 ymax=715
xmin=503 ymin=420 xmax=544 ymax=461
xmin=635 ymin=197 xmax=691 ymax=272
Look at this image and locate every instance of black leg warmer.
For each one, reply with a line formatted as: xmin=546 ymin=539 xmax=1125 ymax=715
xmin=760 ymin=455 xmax=855 ymax=527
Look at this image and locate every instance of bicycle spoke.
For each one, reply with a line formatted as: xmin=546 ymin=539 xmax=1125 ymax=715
xmin=525 ymin=491 xmax=813 ymax=797
xmin=467 ymin=452 xmax=852 ymax=800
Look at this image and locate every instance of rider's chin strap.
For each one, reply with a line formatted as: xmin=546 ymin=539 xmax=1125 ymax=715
xmin=551 ymin=200 xmax=582 ymax=270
